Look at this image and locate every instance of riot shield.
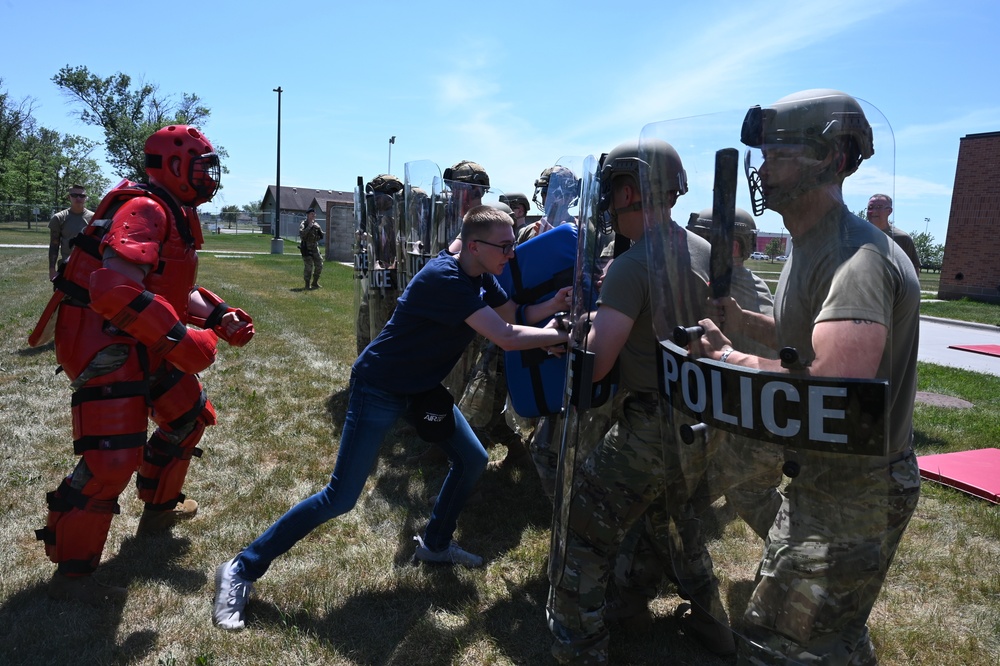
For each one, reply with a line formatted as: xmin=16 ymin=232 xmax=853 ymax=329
xmin=352 ymin=177 xmax=371 ymax=355
xmin=640 ymin=95 xmax=918 ymax=664
xmin=364 ymin=176 xmax=403 ymax=343
xmin=402 ymin=160 xmax=441 ymax=289
xmin=547 ymin=154 xmax=618 ymax=580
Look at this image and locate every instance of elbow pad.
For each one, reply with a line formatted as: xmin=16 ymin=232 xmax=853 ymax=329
xmin=89 ymin=268 xmax=217 ymax=373
xmin=189 ymin=286 xmax=255 ymax=347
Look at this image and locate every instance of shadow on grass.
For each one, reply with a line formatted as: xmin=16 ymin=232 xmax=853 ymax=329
xmin=15 ymin=341 xmax=53 ymax=356
xmin=0 ymin=534 xmax=205 ymax=666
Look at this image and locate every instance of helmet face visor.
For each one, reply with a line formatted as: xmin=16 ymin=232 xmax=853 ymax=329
xmin=190 ymin=152 xmax=221 ymax=201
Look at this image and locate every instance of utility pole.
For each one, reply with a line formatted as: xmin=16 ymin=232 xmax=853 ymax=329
xmin=388 ymin=136 xmax=396 ymax=174
xmin=271 ymin=86 xmax=284 ymax=254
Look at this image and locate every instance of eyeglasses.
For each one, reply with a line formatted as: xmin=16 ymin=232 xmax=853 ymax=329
xmin=474 ymin=239 xmax=515 ymax=256
xmin=867 ymin=205 xmax=889 ymax=211
xmin=69 ymin=193 xmax=87 ymax=199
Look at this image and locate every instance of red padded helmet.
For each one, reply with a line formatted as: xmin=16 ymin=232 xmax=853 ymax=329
xmin=145 ymin=125 xmax=221 ymax=206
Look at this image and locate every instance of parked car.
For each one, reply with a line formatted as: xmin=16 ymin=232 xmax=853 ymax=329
xmin=749 ymin=251 xmax=769 ymax=260
xmin=775 ymin=254 xmax=788 ymax=262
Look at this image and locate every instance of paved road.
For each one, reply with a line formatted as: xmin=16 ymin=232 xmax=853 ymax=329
xmin=919 ymin=316 xmax=1000 ymax=377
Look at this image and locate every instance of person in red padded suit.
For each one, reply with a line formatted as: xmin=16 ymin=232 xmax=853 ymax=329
xmin=30 ymin=125 xmax=255 ymax=605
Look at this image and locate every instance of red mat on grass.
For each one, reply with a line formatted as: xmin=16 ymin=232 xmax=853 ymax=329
xmin=917 ymin=448 xmax=1000 ymax=503
xmin=948 ymin=344 xmax=1000 ymax=358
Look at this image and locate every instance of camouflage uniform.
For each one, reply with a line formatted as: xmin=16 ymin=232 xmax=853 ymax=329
xmin=548 ymin=230 xmax=714 ymax=665
xmin=611 ymin=263 xmax=784 ymax=615
xmin=299 ymin=215 xmax=324 ymax=289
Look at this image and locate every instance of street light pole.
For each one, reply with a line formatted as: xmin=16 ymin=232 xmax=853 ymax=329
xmin=271 ymin=86 xmax=284 ymax=254
xmin=388 ymin=135 xmax=396 ymax=174
xmin=924 ymin=217 xmax=930 ymax=235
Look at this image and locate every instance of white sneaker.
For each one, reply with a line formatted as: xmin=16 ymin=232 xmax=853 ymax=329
xmin=412 ymin=535 xmax=483 ymax=568
xmin=213 ymin=558 xmax=253 ymax=630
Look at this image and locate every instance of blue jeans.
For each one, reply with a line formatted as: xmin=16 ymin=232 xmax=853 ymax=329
xmin=235 ymin=370 xmax=488 ymax=581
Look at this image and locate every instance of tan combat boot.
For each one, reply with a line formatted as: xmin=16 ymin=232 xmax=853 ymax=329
xmin=136 ymin=498 xmax=198 ymax=536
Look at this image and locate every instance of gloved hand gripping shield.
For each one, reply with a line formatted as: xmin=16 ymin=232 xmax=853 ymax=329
xmin=640 ymin=94 xmax=918 ymax=664
xmin=401 ymin=160 xmax=441 ymax=288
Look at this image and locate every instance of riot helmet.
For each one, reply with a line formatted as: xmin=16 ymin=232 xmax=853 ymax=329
xmin=443 ymin=160 xmax=490 ymax=189
xmin=687 ymin=206 xmax=757 ymax=259
xmin=598 ymin=139 xmax=687 ymax=234
xmin=366 ymin=173 xmax=404 ymax=195
xmin=532 ymin=165 xmax=580 ymax=213
xmin=499 ymin=192 xmax=529 ymax=217
xmin=366 ymin=173 xmax=403 ymax=212
xmin=741 ymin=89 xmax=874 ymax=215
xmin=144 ymin=125 xmax=221 ymax=206
xmin=489 ymin=200 xmax=516 ymax=225
xmin=443 ymin=160 xmax=490 ymax=217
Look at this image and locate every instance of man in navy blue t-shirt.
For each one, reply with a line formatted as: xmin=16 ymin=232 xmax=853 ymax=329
xmin=214 ymin=205 xmax=572 ymax=631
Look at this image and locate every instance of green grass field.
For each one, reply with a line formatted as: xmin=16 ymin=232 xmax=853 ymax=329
xmin=1 ymin=244 xmax=998 ymax=665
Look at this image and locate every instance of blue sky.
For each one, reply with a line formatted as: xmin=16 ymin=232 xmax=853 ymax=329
xmin=4 ymin=0 xmax=998 ymax=243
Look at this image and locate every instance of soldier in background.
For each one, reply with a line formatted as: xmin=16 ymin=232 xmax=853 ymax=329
xmin=299 ymin=207 xmax=324 ymax=290
xmin=867 ymin=193 xmax=921 ymax=275
xmin=517 ymin=165 xmax=579 ymax=243
xmin=48 ymin=184 xmax=94 ymax=280
xmin=500 ymin=191 xmax=530 ymax=236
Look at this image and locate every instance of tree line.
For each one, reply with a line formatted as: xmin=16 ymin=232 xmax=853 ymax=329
xmin=0 ymin=66 xmax=237 ymax=221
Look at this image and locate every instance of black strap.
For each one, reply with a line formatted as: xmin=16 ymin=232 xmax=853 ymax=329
xmin=71 ymin=380 xmax=149 ymax=406
xmin=145 ymin=183 xmax=194 ymax=247
xmin=517 ymin=348 xmax=555 ymax=416
xmin=149 ymin=367 xmax=186 ymax=401
xmin=513 ymin=266 xmax=574 ymax=306
xmin=73 ymin=432 xmax=147 ymax=455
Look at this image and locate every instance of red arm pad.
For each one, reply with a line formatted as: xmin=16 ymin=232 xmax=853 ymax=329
xmin=89 ymin=268 xmax=218 ymax=374
xmin=189 ymin=285 xmax=255 ymax=347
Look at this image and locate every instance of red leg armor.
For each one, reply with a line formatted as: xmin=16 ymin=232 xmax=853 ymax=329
xmin=36 ymin=345 xmax=149 ymax=573
xmin=136 ymin=370 xmax=217 ymax=510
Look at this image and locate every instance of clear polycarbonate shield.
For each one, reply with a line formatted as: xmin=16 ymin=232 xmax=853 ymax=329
xmin=364 ymin=177 xmax=404 ymax=343
xmin=640 ymin=96 xmax=916 ymax=664
xmin=352 ymin=178 xmax=371 ymax=354
xmin=543 ymin=156 xmax=585 ymax=229
xmin=402 ymin=160 xmax=441 ymax=288
xmin=548 ymin=154 xmax=618 ymax=586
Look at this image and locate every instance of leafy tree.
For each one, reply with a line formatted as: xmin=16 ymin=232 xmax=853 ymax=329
xmin=242 ymin=199 xmax=264 ymax=227
xmin=764 ymin=238 xmax=782 ymax=260
xmin=0 ymin=79 xmax=108 ymax=221
xmin=911 ymin=231 xmax=944 ymax=267
xmin=220 ymin=204 xmax=240 ymax=229
xmin=52 ymin=65 xmax=221 ymax=182
xmin=0 ymin=80 xmax=36 ymax=203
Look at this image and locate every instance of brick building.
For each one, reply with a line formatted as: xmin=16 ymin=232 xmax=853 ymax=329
xmin=939 ymin=131 xmax=1000 ymax=304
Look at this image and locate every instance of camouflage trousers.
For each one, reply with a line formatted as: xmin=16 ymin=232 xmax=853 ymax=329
xmin=458 ymin=340 xmax=509 ymax=432
xmin=530 ymin=395 xmax=614 ymax=502
xmin=303 ymin=248 xmax=323 ymax=284
xmin=548 ymin=394 xmax=714 ymax=664
xmin=739 ymin=449 xmax=920 ymax=665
